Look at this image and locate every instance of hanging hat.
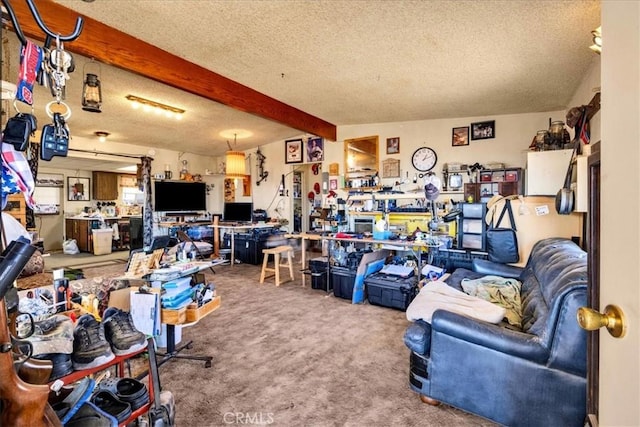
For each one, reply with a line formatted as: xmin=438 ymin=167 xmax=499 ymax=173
xmin=424 ymin=183 xmax=440 ymax=200
xmin=314 ymin=182 xmax=321 ymax=194
xmin=308 ymin=191 xmax=315 ymax=202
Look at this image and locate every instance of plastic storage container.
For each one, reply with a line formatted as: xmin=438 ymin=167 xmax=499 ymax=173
xmin=365 ymin=272 xmax=418 ymax=311
xmin=331 ymin=266 xmax=357 ymax=300
xmin=92 ymin=228 xmax=113 ymax=255
xmin=308 ymin=257 xmax=332 ymax=292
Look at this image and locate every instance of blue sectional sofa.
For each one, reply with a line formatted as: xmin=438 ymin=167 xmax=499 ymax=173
xmin=403 ymin=238 xmax=588 ymax=427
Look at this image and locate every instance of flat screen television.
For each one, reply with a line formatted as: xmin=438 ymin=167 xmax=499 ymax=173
xmin=223 ymin=202 xmax=253 ymax=222
xmin=154 ymin=181 xmax=206 ymax=212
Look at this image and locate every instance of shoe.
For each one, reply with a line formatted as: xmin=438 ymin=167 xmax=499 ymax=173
xmin=72 ymin=314 xmax=115 ymax=370
xmin=91 ymin=390 xmax=132 ymax=424
xmin=96 ymin=377 xmax=150 ymax=411
xmin=33 ymin=352 xmax=74 ymax=380
xmin=66 ymin=401 xmax=118 ymax=427
xmin=48 ymin=377 xmax=95 ymax=424
xmin=102 ymin=307 xmax=147 ymax=356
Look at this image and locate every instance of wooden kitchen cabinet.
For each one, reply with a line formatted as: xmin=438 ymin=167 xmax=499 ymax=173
xmin=66 ymin=218 xmax=93 ymax=252
xmin=92 ymin=171 xmax=119 ymax=200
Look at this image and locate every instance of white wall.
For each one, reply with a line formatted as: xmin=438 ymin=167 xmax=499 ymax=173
xmin=248 ymin=110 xmax=567 ymax=221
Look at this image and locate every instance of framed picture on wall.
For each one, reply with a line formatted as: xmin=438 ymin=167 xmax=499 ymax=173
xmin=285 ymin=138 xmax=303 ymax=164
xmin=307 ymin=136 xmax=324 ymax=162
xmin=35 ymin=173 xmax=64 ymax=187
xmin=386 ymin=137 xmax=400 ymax=154
xmin=471 ymin=120 xmax=495 ymax=140
xmin=452 ymin=126 xmax=469 ymax=146
xmin=67 ymin=177 xmax=90 ymax=201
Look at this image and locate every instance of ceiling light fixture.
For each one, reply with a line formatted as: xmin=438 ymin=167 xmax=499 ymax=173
xmin=94 ymin=131 xmax=110 ymax=143
xmin=589 ymin=26 xmax=601 ymax=54
xmin=82 ymin=59 xmax=102 ymax=113
xmin=125 ymin=94 xmax=185 ymax=120
xmin=225 ymin=134 xmax=246 ymax=179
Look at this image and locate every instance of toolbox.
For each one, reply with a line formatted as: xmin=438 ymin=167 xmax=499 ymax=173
xmin=364 ymin=272 xmax=418 ymax=311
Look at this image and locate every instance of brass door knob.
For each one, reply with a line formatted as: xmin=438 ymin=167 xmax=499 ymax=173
xmin=577 ymin=304 xmax=627 ymax=338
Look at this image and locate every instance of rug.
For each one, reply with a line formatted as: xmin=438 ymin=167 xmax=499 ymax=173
xmin=73 ymin=261 xmax=496 ymax=426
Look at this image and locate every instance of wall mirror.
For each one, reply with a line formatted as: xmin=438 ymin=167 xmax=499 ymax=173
xmin=344 ymin=136 xmax=379 ymax=184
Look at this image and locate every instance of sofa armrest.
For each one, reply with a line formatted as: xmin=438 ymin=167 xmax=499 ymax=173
xmin=472 ymin=259 xmax=523 ymax=279
xmin=431 ymin=310 xmax=548 ymax=363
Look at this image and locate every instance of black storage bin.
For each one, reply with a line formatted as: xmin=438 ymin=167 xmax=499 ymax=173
xmin=430 ymin=248 xmax=488 ymax=272
xmin=307 ymin=257 xmax=331 ymax=292
xmin=310 ymin=272 xmax=330 ymax=291
xmin=309 ymin=257 xmax=328 ymax=273
xmin=331 ymin=266 xmax=357 ymax=300
xmin=364 ymin=272 xmax=418 ymax=311
xmin=223 ymin=232 xmax=271 ymax=265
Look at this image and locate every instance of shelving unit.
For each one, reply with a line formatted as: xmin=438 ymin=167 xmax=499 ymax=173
xmin=3 ymin=194 xmax=27 ymax=226
xmin=464 ymin=167 xmax=523 ymax=203
xmin=457 ymin=202 xmax=487 ymax=251
xmin=51 ymin=344 xmax=154 ymax=427
xmin=293 ymin=171 xmax=303 ymax=232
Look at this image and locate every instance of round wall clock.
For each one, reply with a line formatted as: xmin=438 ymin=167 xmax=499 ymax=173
xmin=411 ymin=147 xmax=438 ymax=172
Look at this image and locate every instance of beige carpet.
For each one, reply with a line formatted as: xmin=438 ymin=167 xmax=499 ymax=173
xmin=80 ymin=261 xmax=496 ymax=427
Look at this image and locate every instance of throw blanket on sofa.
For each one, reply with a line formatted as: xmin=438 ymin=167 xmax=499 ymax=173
xmin=461 ymin=275 xmax=523 ymax=327
xmin=406 ymin=281 xmax=506 ymax=324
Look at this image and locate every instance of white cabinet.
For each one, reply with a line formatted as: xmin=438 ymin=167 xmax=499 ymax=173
xmin=525 ymin=149 xmax=573 ymax=196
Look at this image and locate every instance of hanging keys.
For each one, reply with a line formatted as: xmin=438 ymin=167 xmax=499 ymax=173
xmin=40 ymin=111 xmax=70 ymax=161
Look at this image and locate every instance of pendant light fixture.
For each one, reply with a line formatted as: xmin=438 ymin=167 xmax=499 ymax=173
xmin=82 ymin=59 xmax=102 ymax=113
xmin=225 ymin=134 xmax=245 ymax=179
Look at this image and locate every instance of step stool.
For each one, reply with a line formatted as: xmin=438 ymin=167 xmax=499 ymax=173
xmin=260 ymin=245 xmax=295 ymax=286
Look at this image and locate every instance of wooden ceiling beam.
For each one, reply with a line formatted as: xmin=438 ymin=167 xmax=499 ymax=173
xmin=4 ymin=0 xmax=337 ymax=141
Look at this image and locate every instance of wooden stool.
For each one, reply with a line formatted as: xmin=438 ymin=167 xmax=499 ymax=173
xmin=260 ymin=245 xmax=294 ymax=286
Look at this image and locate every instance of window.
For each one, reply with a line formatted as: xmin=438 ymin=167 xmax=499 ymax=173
xmin=122 ymin=186 xmax=144 ymax=204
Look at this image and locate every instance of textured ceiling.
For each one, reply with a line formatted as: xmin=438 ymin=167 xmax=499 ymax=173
xmin=5 ymin=0 xmax=600 ymax=170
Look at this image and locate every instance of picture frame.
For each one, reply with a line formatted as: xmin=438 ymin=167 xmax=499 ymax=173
xmin=307 ymin=136 xmax=324 ymax=162
xmin=35 ymin=173 xmax=64 ymax=187
xmin=452 ymin=126 xmax=470 ymax=147
xmin=471 ymin=120 xmax=495 ymax=140
xmin=285 ymin=138 xmax=303 ymax=164
xmin=386 ymin=137 xmax=400 ymax=154
xmin=67 ymin=177 xmax=90 ymax=201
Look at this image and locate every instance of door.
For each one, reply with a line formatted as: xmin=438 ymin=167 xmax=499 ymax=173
xmin=597 ymin=4 xmax=640 ymax=425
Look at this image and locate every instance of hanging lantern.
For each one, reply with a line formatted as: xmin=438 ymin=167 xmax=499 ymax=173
xmin=225 ymin=151 xmax=245 ymax=178
xmin=82 ymin=60 xmax=102 ymax=113
xmin=225 ymin=134 xmax=245 ymax=178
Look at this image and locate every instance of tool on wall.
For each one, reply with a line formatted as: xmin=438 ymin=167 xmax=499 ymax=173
xmin=255 ymin=147 xmax=269 ymax=186
xmin=279 ymin=174 xmax=285 ymax=196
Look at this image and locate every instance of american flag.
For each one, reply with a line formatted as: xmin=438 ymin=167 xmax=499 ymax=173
xmin=579 ymin=109 xmax=590 ymax=145
xmin=1 ymin=142 xmax=36 ymax=210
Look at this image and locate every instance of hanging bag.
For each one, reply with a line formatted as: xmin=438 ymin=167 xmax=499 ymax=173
xmin=486 ymin=198 xmax=519 ymax=263
xmin=2 ymin=112 xmax=37 ymax=151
